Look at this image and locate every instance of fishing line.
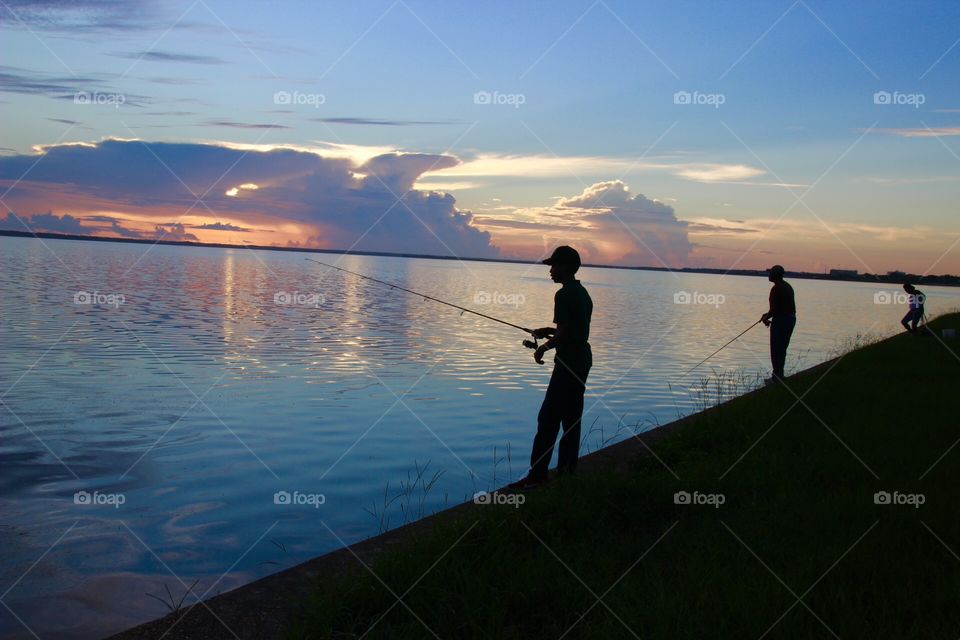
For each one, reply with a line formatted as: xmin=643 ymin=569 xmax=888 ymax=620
xmin=679 ymin=319 xmax=762 ymax=378
xmin=304 ymin=257 xmax=536 ymax=338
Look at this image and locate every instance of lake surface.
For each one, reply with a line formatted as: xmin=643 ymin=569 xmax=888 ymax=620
xmin=1 ymin=236 xmax=958 ymax=639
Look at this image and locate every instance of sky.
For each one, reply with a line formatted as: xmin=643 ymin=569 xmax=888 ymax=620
xmin=1 ymin=0 xmax=959 ymax=274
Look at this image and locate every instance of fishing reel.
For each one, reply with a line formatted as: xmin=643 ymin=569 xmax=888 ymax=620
xmin=523 ymin=333 xmax=548 ymax=365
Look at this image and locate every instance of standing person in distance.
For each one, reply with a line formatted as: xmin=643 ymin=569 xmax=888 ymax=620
xmin=760 ymin=264 xmax=796 ymax=385
xmin=900 ymin=283 xmax=926 ymax=334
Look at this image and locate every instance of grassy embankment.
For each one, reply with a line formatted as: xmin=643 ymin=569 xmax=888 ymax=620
xmin=289 ymin=313 xmax=960 ymax=640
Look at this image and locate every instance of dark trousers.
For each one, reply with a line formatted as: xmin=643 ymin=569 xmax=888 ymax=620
xmin=529 ymin=359 xmax=590 ymax=479
xmin=770 ymin=315 xmax=796 ymax=378
xmin=902 ymin=307 xmax=923 ymax=330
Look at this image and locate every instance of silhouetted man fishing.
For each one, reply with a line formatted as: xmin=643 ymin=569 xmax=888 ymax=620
xmin=760 ymin=264 xmax=795 ymax=385
xmin=901 ymin=283 xmax=926 ymax=333
xmin=509 ymin=246 xmax=593 ymax=490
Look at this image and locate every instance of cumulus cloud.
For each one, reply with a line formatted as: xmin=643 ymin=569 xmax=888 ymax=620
xmin=85 ymin=214 xmax=147 ymax=238
xmin=152 ymin=223 xmax=198 ymax=242
xmin=0 ymin=210 xmax=91 ymax=234
xmin=358 ymin=152 xmax=460 ymax=193
xmin=0 ymin=210 xmax=203 ymax=242
xmin=191 ymin=222 xmax=253 ymax=232
xmin=478 ymin=180 xmax=693 ymax=267
xmin=557 ymin=181 xmax=694 ymax=267
xmin=0 ymin=139 xmax=498 ymax=258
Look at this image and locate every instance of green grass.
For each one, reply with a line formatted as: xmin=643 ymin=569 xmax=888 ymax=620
xmin=288 ymin=314 xmax=960 ymax=640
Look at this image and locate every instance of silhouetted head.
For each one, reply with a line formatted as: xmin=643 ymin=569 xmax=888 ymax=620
xmin=767 ymin=264 xmax=785 ymax=282
xmin=542 ymin=245 xmax=581 ymax=283
xmin=903 ymin=283 xmax=916 ymax=293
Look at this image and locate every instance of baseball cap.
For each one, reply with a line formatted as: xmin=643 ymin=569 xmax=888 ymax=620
xmin=542 ymin=246 xmax=581 ymax=269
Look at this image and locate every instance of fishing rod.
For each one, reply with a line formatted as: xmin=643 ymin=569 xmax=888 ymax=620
xmin=303 ymin=257 xmax=539 ymax=343
xmin=679 ymin=319 xmax=762 ymax=378
xmin=305 ymin=256 xmax=767 ymax=374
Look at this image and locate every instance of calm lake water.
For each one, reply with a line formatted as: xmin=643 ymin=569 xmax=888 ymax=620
xmin=2 ymin=236 xmax=958 ymax=638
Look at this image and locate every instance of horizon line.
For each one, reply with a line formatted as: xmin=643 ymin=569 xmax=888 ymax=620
xmin=1 ymin=229 xmax=957 ymax=283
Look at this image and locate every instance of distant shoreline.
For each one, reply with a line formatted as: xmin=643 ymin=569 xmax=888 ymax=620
xmin=2 ymin=229 xmax=957 ymax=287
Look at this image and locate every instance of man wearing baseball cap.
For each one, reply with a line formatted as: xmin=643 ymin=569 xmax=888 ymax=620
xmin=760 ymin=264 xmax=796 ymax=385
xmin=508 ymin=245 xmax=593 ymax=490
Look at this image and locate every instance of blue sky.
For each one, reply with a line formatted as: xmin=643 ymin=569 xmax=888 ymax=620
xmin=2 ymin=0 xmax=959 ymax=273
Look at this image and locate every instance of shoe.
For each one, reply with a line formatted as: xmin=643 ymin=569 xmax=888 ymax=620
xmin=506 ymin=475 xmax=547 ymax=491
xmin=765 ymin=375 xmax=782 ymax=386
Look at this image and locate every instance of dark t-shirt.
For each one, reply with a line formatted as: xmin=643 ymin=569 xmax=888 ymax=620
xmin=910 ymin=289 xmax=926 ymax=310
xmin=769 ymin=281 xmax=796 ymax=318
xmin=553 ymin=279 xmax=593 ymax=372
